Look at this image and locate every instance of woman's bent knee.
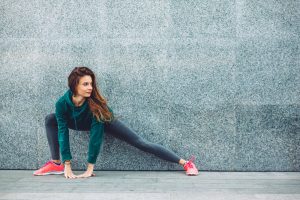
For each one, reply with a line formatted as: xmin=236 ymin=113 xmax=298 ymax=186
xmin=45 ymin=113 xmax=56 ymax=126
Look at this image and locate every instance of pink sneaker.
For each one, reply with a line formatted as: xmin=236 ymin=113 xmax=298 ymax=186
xmin=33 ymin=161 xmax=64 ymax=176
xmin=183 ymin=156 xmax=199 ymax=176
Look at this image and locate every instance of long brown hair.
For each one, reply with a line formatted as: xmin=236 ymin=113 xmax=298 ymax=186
xmin=68 ymin=66 xmax=114 ymax=122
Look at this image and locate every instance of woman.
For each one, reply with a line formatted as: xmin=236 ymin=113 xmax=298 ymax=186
xmin=34 ymin=67 xmax=199 ymax=178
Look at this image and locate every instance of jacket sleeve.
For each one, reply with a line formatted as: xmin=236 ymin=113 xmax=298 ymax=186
xmin=55 ymin=101 xmax=72 ymax=163
xmin=87 ymin=117 xmax=105 ymax=164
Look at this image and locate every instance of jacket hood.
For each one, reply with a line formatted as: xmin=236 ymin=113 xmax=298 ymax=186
xmin=65 ymin=89 xmax=74 ymax=107
xmin=63 ymin=89 xmax=88 ymax=131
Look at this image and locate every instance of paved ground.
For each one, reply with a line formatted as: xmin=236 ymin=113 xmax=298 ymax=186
xmin=0 ymin=170 xmax=300 ymax=200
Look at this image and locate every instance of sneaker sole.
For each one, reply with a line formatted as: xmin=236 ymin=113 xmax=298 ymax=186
xmin=186 ymin=171 xmax=199 ymax=176
xmin=187 ymin=173 xmax=198 ymax=176
xmin=33 ymin=171 xmax=64 ymax=176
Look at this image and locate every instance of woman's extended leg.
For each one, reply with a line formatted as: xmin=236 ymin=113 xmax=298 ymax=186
xmin=104 ymin=119 xmax=182 ymax=164
xmin=104 ymin=119 xmax=199 ymax=175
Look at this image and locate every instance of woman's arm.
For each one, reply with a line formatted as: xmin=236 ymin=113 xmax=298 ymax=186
xmin=55 ymin=101 xmax=72 ymax=163
xmin=55 ymin=101 xmax=77 ymax=178
xmin=87 ymin=117 xmax=105 ymax=164
xmin=77 ymin=117 xmax=105 ymax=178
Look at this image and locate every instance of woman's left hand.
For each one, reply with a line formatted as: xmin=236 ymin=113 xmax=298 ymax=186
xmin=77 ymin=163 xmax=96 ymax=178
xmin=76 ymin=171 xmax=96 ymax=178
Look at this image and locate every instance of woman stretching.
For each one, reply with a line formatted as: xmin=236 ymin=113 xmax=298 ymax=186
xmin=33 ymin=66 xmax=199 ymax=178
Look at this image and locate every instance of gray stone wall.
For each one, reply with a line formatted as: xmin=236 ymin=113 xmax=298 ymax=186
xmin=0 ymin=0 xmax=299 ymax=171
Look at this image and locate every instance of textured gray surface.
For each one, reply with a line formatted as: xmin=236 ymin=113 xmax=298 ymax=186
xmin=1 ymin=171 xmax=300 ymax=200
xmin=0 ymin=0 xmax=299 ymax=171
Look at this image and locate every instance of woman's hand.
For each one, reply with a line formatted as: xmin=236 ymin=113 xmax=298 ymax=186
xmin=77 ymin=163 xmax=96 ymax=178
xmin=64 ymin=163 xmax=77 ymax=179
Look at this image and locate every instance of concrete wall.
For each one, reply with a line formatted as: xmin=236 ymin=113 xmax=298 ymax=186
xmin=0 ymin=0 xmax=299 ymax=171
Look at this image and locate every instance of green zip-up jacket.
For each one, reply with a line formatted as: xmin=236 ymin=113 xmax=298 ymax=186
xmin=55 ymin=89 xmax=113 ymax=164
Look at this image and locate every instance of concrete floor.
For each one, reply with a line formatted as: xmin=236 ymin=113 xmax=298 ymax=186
xmin=0 ymin=170 xmax=300 ymax=200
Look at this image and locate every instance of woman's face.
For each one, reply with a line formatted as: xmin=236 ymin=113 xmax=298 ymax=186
xmin=75 ymin=75 xmax=93 ymax=98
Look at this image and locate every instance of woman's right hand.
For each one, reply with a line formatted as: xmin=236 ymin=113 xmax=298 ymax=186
xmin=64 ymin=164 xmax=76 ymax=179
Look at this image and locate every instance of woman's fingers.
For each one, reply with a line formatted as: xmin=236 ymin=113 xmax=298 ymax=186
xmin=65 ymin=173 xmax=77 ymax=179
xmin=76 ymin=172 xmax=95 ymax=178
xmin=69 ymin=174 xmax=75 ymax=178
xmin=76 ymin=174 xmax=83 ymax=178
xmin=76 ymin=173 xmax=86 ymax=178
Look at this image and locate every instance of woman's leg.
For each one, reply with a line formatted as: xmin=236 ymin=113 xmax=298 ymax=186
xmin=44 ymin=113 xmax=89 ymax=162
xmin=34 ymin=113 xmax=64 ymax=175
xmin=34 ymin=113 xmax=90 ymax=175
xmin=45 ymin=113 xmax=60 ymax=162
xmin=104 ymin=119 xmax=182 ymax=164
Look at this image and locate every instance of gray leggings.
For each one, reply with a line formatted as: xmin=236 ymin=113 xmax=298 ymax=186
xmin=45 ymin=113 xmax=181 ymax=164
